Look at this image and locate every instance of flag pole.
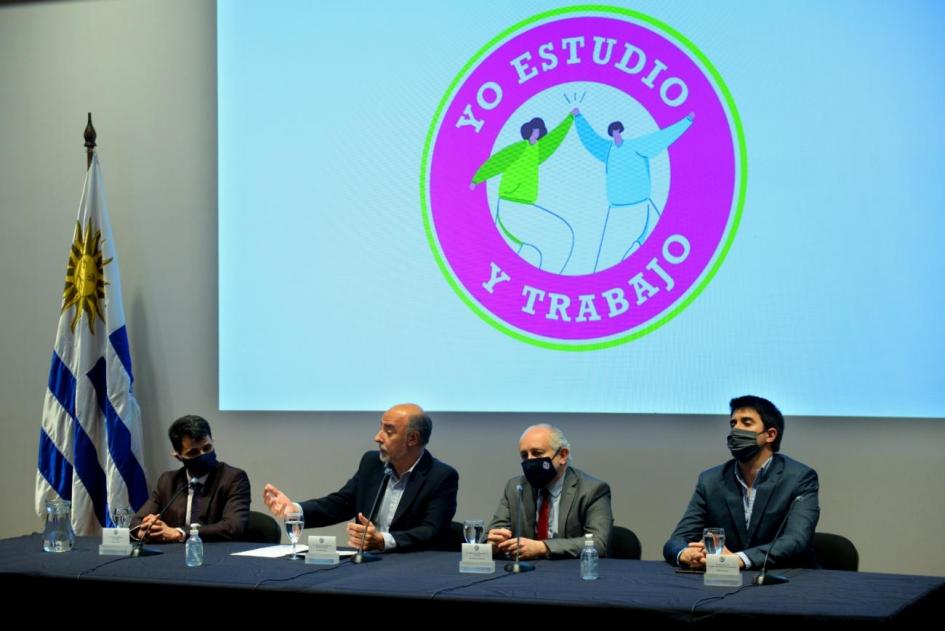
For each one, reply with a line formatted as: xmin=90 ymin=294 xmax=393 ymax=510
xmin=84 ymin=112 xmax=97 ymax=169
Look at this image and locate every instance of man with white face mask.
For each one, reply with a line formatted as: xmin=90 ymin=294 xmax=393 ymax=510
xmin=663 ymin=395 xmax=820 ymax=571
xmin=486 ymin=424 xmax=612 ymax=560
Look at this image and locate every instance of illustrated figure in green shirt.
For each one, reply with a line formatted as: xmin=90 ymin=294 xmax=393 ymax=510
xmin=470 ymin=114 xmax=575 ymax=274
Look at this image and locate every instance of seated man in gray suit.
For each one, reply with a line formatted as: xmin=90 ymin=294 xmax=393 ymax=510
xmin=486 ymin=424 xmax=612 ymax=559
xmin=663 ymin=395 xmax=820 ymax=570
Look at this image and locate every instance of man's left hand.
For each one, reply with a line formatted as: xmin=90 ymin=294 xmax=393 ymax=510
xmin=721 ymin=545 xmax=745 ymax=569
xmin=346 ymin=513 xmax=384 ymax=551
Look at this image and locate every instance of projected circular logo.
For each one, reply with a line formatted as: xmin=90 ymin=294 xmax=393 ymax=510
xmin=421 ymin=6 xmax=745 ymax=350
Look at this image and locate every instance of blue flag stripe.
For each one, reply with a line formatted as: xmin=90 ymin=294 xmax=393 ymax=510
xmin=47 ymin=351 xmax=77 ymax=421
xmin=71 ymin=416 xmax=108 ymax=527
xmin=87 ymin=358 xmax=149 ymax=511
xmin=37 ymin=428 xmax=73 ymax=500
xmin=109 ymin=326 xmax=134 ymax=385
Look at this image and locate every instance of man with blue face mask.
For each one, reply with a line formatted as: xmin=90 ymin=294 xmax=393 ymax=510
xmin=486 ymin=424 xmax=612 ymax=559
xmin=133 ymin=415 xmax=250 ymax=542
xmin=663 ymin=396 xmax=820 ymax=571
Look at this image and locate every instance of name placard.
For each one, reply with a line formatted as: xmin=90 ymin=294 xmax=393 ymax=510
xmin=99 ymin=527 xmax=132 ymax=556
xmin=704 ymin=554 xmax=742 ymax=587
xmin=305 ymin=535 xmax=339 ymax=565
xmin=459 ymin=542 xmax=495 ymax=574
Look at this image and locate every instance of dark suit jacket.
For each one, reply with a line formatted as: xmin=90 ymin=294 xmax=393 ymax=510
xmin=299 ymin=450 xmax=458 ymax=552
xmin=487 ymin=466 xmax=613 ymax=558
xmin=663 ymin=453 xmax=820 ymax=569
xmin=133 ymin=461 xmax=251 ymax=542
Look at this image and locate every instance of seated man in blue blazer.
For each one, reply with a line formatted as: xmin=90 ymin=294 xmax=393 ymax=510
xmin=263 ymin=403 xmax=459 ymax=552
xmin=663 ymin=395 xmax=820 ymax=570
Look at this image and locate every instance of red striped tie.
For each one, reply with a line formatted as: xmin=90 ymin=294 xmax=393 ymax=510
xmin=536 ymin=488 xmax=550 ymax=540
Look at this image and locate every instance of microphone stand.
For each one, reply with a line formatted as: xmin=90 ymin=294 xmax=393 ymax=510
xmin=504 ymin=484 xmax=536 ymax=573
xmin=753 ymin=494 xmax=808 ymax=586
xmin=130 ymin=477 xmax=196 ymax=557
xmin=353 ymin=469 xmax=391 ymax=564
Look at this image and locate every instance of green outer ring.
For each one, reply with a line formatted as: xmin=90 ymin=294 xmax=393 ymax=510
xmin=420 ymin=4 xmax=747 ymax=352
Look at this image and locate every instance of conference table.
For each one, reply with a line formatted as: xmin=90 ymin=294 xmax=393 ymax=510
xmin=1 ymin=535 xmax=941 ymax=627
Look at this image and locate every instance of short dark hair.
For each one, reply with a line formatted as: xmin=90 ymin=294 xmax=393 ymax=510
xmin=520 ymin=117 xmax=547 ymax=141
xmin=407 ymin=412 xmax=433 ymax=446
xmin=729 ymin=395 xmax=784 ymax=452
xmin=607 ymin=121 xmax=624 ymax=137
xmin=168 ymin=415 xmax=212 ymax=453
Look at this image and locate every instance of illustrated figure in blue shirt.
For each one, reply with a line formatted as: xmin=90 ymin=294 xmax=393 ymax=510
xmin=470 ymin=115 xmax=575 ymax=274
xmin=572 ymin=107 xmax=694 ymax=271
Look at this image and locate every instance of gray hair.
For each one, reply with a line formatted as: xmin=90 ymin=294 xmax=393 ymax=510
xmin=407 ymin=412 xmax=433 ymax=446
xmin=521 ymin=423 xmax=571 ymax=454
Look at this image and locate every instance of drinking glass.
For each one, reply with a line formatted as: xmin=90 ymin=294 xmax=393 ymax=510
xmin=703 ymin=527 xmax=725 ymax=556
xmin=285 ymin=511 xmax=304 ymax=560
xmin=463 ymin=519 xmax=485 ymax=544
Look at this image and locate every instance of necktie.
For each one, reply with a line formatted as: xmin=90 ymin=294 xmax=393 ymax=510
xmin=536 ymin=488 xmax=551 ymax=540
xmin=186 ymin=481 xmax=202 ymax=526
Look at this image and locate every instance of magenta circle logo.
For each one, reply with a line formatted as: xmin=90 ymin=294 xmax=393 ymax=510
xmin=421 ymin=6 xmax=746 ymax=351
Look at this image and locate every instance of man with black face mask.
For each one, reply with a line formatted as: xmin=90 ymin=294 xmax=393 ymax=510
xmin=663 ymin=396 xmax=820 ymax=570
xmin=132 ymin=415 xmax=250 ymax=542
xmin=485 ymin=424 xmax=612 ymax=559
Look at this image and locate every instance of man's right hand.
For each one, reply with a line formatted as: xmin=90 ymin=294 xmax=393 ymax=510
xmin=680 ymin=541 xmax=707 ymax=569
xmin=486 ymin=527 xmax=512 ymax=546
xmin=134 ymin=514 xmax=158 ymax=540
xmin=263 ymin=483 xmax=294 ymax=518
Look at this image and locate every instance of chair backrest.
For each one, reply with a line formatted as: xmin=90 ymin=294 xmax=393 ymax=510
xmin=448 ymin=521 xmax=466 ymax=551
xmin=242 ymin=510 xmax=282 ymax=544
xmin=609 ymin=525 xmax=642 ymax=560
xmin=813 ymin=532 xmax=859 ymax=571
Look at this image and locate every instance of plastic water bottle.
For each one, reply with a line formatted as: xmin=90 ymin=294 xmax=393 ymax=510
xmin=580 ymin=533 xmax=599 ymax=580
xmin=185 ymin=523 xmax=203 ymax=567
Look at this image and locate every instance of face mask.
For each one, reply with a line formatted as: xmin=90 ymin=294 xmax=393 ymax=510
xmin=521 ymin=455 xmax=558 ymax=488
xmin=727 ymin=428 xmax=762 ymax=463
xmin=181 ymin=450 xmax=217 ymax=478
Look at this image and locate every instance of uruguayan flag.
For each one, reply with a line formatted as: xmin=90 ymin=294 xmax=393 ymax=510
xmin=35 ymin=153 xmax=148 ymax=535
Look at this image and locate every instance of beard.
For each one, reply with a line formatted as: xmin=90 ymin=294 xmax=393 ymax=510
xmin=378 ymin=449 xmax=390 ymax=464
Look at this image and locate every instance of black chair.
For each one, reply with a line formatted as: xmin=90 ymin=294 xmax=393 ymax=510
xmin=449 ymin=521 xmax=467 ymax=551
xmin=609 ymin=525 xmax=642 ymax=560
xmin=242 ymin=510 xmax=281 ymax=544
xmin=813 ymin=532 xmax=858 ymax=571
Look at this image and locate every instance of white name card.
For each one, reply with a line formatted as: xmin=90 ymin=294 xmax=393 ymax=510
xmin=459 ymin=542 xmax=495 ymax=574
xmin=98 ymin=527 xmax=132 ymax=556
xmin=704 ymin=554 xmax=742 ymax=587
xmin=305 ymin=535 xmax=339 ymax=565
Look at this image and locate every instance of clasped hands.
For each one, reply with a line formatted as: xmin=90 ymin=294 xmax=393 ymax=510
xmin=486 ymin=527 xmax=549 ymax=560
xmin=679 ymin=541 xmax=745 ymax=570
xmin=135 ymin=514 xmax=184 ymax=543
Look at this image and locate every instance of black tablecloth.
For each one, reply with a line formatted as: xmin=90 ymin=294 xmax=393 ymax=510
xmin=2 ymin=535 xmax=941 ymax=626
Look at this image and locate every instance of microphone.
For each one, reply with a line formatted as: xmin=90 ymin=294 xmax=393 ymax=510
xmin=752 ymin=494 xmax=808 ymax=586
xmin=130 ymin=477 xmax=196 ymax=557
xmin=504 ymin=484 xmax=536 ymax=574
xmin=353 ymin=468 xmax=391 ymax=564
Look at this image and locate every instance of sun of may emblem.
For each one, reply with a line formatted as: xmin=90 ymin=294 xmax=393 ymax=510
xmin=62 ymin=219 xmax=111 ymax=334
